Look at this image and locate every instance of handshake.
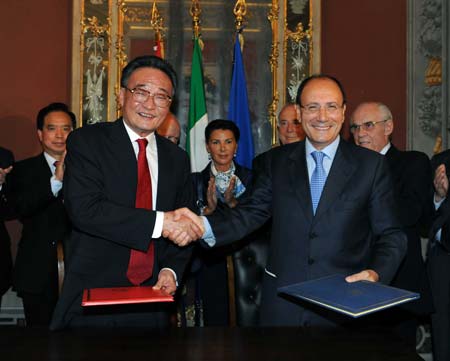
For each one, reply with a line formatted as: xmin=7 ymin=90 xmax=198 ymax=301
xmin=162 ymin=208 xmax=204 ymax=246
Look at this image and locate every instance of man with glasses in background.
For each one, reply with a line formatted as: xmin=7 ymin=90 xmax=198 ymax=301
xmin=169 ymin=75 xmax=407 ymax=329
xmin=51 ymin=56 xmax=202 ymax=330
xmin=350 ymin=101 xmax=434 ymax=351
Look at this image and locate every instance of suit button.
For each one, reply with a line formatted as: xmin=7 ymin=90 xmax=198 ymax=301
xmin=309 ymin=232 xmax=317 ymax=239
xmin=308 ymin=258 xmax=314 ymax=265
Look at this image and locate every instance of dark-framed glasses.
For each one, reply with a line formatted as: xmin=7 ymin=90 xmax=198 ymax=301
xmin=300 ymin=103 xmax=343 ymax=115
xmin=125 ymin=87 xmax=172 ymax=108
xmin=349 ymin=119 xmax=389 ymax=133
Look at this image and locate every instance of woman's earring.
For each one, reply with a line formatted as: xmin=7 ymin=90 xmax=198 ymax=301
xmin=208 ymin=153 xmax=211 ymax=160
xmin=234 ymin=153 xmax=237 ymax=158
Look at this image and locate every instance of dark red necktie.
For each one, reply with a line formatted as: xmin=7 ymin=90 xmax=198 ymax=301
xmin=127 ymin=138 xmax=155 ymax=285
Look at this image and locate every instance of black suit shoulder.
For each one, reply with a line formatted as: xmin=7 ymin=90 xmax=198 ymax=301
xmin=0 ymin=147 xmax=14 ymax=168
xmin=13 ymin=153 xmax=47 ymax=172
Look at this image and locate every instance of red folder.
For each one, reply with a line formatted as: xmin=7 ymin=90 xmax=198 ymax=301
xmin=82 ymin=286 xmax=174 ymax=306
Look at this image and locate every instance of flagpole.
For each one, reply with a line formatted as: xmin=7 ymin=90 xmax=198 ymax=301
xmin=150 ymin=1 xmax=164 ymax=58
xmin=233 ymin=0 xmax=247 ymax=49
xmin=187 ymin=0 xmax=209 ymax=172
xmin=228 ymin=0 xmax=254 ymax=171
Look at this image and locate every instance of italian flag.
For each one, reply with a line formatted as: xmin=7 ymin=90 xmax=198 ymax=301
xmin=187 ymin=37 xmax=209 ymax=172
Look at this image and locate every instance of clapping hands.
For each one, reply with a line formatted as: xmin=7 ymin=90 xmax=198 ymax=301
xmin=0 ymin=165 xmax=13 ymax=185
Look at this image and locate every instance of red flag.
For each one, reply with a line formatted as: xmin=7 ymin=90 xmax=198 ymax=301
xmin=153 ymin=36 xmax=164 ymax=58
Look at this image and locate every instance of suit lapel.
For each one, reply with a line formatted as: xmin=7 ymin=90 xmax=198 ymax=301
xmin=313 ymin=140 xmax=356 ymax=222
xmin=288 ymin=142 xmax=314 ymax=223
xmin=155 ymin=135 xmax=170 ymax=209
xmin=37 ymin=153 xmax=52 ymax=178
xmin=108 ymin=119 xmax=138 ymax=205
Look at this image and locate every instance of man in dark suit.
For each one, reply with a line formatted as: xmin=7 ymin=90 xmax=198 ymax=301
xmin=350 ymin=101 xmax=434 ymax=349
xmin=10 ymin=103 xmax=75 ymax=327
xmin=171 ymin=75 xmax=407 ymax=328
xmin=50 ymin=56 xmax=202 ymax=330
xmin=0 ymin=146 xmax=14 ymax=309
xmin=428 ymin=151 xmax=450 ymax=361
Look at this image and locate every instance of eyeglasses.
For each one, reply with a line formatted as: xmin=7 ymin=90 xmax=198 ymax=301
xmin=125 ymin=87 xmax=172 ymax=108
xmin=279 ymin=119 xmax=301 ymax=127
xmin=349 ymin=119 xmax=389 ymax=133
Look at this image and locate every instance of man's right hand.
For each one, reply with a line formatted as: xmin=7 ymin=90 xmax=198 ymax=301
xmin=162 ymin=208 xmax=205 ymax=246
xmin=434 ymin=164 xmax=448 ymax=202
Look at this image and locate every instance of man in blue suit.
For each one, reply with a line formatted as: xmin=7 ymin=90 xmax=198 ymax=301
xmin=170 ymin=75 xmax=407 ymax=328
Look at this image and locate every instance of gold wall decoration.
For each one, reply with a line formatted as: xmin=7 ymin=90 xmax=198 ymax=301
xmin=71 ymin=0 xmax=321 ymax=152
xmin=73 ymin=0 xmax=113 ymax=126
xmin=425 ymin=57 xmax=442 ymax=86
xmin=283 ymin=2 xmax=313 ymax=105
xmin=267 ymin=0 xmax=279 ymax=145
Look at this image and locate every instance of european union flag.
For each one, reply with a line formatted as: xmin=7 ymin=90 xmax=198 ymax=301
xmin=227 ymin=34 xmax=254 ymax=169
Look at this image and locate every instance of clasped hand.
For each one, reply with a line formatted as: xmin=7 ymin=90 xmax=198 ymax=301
xmin=162 ymin=208 xmax=204 ymax=246
xmin=0 ymin=165 xmax=13 ymax=185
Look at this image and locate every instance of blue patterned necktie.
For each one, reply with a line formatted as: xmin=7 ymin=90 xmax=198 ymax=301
xmin=310 ymin=151 xmax=326 ymax=214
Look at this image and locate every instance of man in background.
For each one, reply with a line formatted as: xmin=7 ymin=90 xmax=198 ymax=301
xmin=351 ymin=101 xmax=434 ymax=350
xmin=277 ymin=103 xmax=305 ymax=146
xmin=0 ymin=146 xmax=14 ymax=310
xmin=157 ymin=112 xmax=181 ymax=145
xmin=10 ymin=103 xmax=75 ymax=327
xmin=428 ymin=151 xmax=450 ymax=361
xmin=253 ymin=103 xmax=305 ymax=175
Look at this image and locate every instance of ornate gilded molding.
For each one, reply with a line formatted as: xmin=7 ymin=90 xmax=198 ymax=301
xmin=80 ymin=8 xmax=112 ymax=125
xmin=124 ymin=7 xmax=151 ymax=24
xmin=425 ymin=56 xmax=442 ymax=86
xmin=283 ymin=19 xmax=312 ymax=103
xmin=268 ymin=0 xmax=279 ymax=145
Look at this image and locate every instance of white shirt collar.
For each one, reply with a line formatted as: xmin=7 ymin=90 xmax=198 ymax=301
xmin=122 ymin=120 xmax=156 ymax=149
xmin=380 ymin=142 xmax=391 ymax=155
xmin=43 ymin=152 xmax=58 ymax=170
xmin=305 ymin=135 xmax=340 ymax=161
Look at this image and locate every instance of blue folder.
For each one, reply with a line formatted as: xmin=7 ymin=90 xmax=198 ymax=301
xmin=277 ymin=274 xmax=420 ymax=318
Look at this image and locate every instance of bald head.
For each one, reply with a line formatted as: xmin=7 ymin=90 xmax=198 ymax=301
xmin=157 ymin=112 xmax=181 ymax=145
xmin=278 ymin=103 xmax=305 ymax=145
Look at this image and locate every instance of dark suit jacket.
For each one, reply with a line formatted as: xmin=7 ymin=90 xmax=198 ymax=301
xmin=0 ymin=147 xmax=14 ymax=296
xmin=10 ymin=153 xmax=71 ymax=295
xmin=206 ymin=138 xmax=407 ymax=327
xmin=50 ymin=119 xmax=194 ymax=329
xmin=429 ymin=149 xmax=450 ymax=248
xmin=385 ymin=145 xmax=434 ymax=315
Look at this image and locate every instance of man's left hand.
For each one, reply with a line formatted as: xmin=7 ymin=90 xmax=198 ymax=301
xmin=153 ymin=269 xmax=176 ymax=295
xmin=345 ymin=269 xmax=379 ymax=283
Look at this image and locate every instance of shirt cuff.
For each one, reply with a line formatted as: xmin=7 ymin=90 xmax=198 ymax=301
xmin=50 ymin=176 xmax=63 ymax=197
xmin=201 ymin=216 xmax=216 ymax=247
xmin=434 ymin=195 xmax=445 ymax=210
xmin=159 ymin=268 xmax=178 ymax=286
xmin=152 ymin=211 xmax=164 ymax=238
